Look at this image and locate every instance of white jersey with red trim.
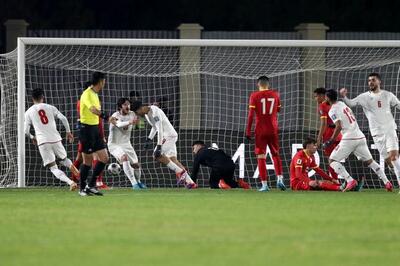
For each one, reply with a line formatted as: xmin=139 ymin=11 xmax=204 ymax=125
xmin=25 ymin=103 xmax=69 ymax=145
xmin=328 ymin=101 xmax=365 ymax=140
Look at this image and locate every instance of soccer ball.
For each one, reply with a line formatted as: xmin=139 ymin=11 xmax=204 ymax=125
xmin=107 ymin=163 xmax=121 ymax=175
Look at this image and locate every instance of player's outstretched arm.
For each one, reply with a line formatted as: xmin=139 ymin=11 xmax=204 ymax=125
xmin=340 ymin=88 xmax=359 ymax=108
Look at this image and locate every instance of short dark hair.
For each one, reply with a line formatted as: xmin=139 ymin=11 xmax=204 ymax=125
xmin=368 ymin=72 xmax=381 ymax=80
xmin=325 ymin=89 xmax=338 ymax=102
xmin=131 ymin=100 xmax=144 ymax=112
xmin=303 ymin=137 xmax=316 ymax=149
xmin=314 ymin=87 xmax=326 ymax=94
xmin=192 ymin=140 xmax=205 ymax=146
xmin=91 ymin=72 xmax=105 ymax=85
xmin=117 ymin=97 xmax=130 ymax=109
xmin=31 ymin=88 xmax=44 ymax=101
xmin=257 ymin=76 xmax=270 ymax=85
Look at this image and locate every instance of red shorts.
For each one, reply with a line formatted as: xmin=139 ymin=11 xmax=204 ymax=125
xmin=323 ymin=140 xmax=340 ymax=157
xmin=291 ymin=178 xmax=311 ymax=191
xmin=77 ymin=141 xmax=83 ymax=153
xmin=255 ymin=133 xmax=279 ymax=155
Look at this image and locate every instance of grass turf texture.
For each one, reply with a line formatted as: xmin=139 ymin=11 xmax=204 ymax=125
xmin=0 ymin=188 xmax=399 ymax=266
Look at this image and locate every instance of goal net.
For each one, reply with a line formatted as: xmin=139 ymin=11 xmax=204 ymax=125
xmin=1 ymin=38 xmax=400 ymax=189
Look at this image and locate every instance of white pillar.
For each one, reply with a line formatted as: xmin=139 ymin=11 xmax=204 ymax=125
xmin=295 ymin=23 xmax=329 ymax=130
xmin=178 ymin=23 xmax=203 ymax=129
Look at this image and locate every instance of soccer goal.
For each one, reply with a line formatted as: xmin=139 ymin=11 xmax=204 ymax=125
xmin=1 ymin=38 xmax=400 ymax=189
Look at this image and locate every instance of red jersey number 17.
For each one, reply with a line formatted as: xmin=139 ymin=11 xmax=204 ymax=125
xmin=261 ymin=98 xmax=275 ymax=115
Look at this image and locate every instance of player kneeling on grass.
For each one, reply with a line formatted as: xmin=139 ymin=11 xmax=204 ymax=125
xmin=131 ymin=101 xmax=197 ymax=189
xmin=108 ymin=98 xmax=146 ymax=189
xmin=290 ymin=138 xmax=343 ymax=191
xmin=25 ymin=88 xmax=79 ymax=191
xmin=191 ymin=141 xmax=251 ymax=189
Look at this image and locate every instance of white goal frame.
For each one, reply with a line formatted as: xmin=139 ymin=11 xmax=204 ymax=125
xmin=17 ymin=37 xmax=400 ymax=187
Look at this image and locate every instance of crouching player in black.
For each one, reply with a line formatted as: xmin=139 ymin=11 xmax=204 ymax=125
xmin=191 ymin=141 xmax=250 ymax=189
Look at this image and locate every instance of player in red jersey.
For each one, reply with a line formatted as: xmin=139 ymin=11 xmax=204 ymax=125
xmin=71 ymin=94 xmax=109 ymax=189
xmin=314 ymin=87 xmax=341 ymax=181
xmin=246 ymin=76 xmax=285 ymax=192
xmin=290 ymin=138 xmax=341 ymax=191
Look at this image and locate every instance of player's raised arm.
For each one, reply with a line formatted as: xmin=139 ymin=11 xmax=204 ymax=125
xmin=340 ymin=87 xmax=361 ymax=108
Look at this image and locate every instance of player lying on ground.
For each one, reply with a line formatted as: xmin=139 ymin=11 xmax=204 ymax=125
xmin=24 ymin=88 xmax=79 ymax=190
xmin=314 ymin=87 xmax=341 ymax=181
xmin=131 ymin=101 xmax=197 ymax=189
xmin=291 ymin=138 xmax=351 ymax=191
xmin=324 ymin=89 xmax=393 ymax=192
xmin=191 ymin=141 xmax=250 ymax=189
xmin=340 ymin=72 xmax=399 ymax=191
xmin=108 ymin=98 xmax=146 ymax=190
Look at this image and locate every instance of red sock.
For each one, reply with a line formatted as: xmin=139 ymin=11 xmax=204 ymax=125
xmin=272 ymin=155 xmax=283 ymax=176
xmin=72 ymin=159 xmax=81 ymax=180
xmin=257 ymin=158 xmax=268 ymax=181
xmin=328 ymin=166 xmax=338 ymax=180
xmin=319 ymin=182 xmax=341 ymax=191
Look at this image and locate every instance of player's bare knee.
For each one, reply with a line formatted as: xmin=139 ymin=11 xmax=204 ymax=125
xmin=256 ymin=154 xmax=266 ymax=159
xmin=120 ymin=154 xmax=128 ymax=162
xmin=46 ymin=162 xmax=56 ymax=168
xmin=364 ymin=159 xmax=373 ymax=166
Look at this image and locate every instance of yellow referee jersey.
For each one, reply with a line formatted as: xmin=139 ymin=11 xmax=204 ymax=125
xmin=80 ymin=87 xmax=100 ymax=125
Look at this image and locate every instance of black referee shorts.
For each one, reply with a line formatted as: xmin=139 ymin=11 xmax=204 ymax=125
xmin=79 ymin=123 xmax=105 ymax=154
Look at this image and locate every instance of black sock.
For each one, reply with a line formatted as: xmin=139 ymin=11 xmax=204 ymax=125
xmin=88 ymin=161 xmax=106 ymax=188
xmin=79 ymin=164 xmax=91 ymax=191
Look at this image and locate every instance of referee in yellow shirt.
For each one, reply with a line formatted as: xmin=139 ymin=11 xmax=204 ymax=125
xmin=79 ymin=72 xmax=116 ymax=196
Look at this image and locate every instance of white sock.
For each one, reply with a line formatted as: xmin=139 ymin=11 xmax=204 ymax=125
xmin=391 ymin=158 xmax=400 ymax=187
xmin=182 ymin=171 xmax=194 ymax=184
xmin=330 ymin=161 xmax=354 ymax=182
xmin=368 ymin=160 xmax=389 ymax=184
xmin=277 ymin=175 xmax=283 ymax=182
xmin=134 ymin=168 xmax=142 ymax=183
xmin=261 ymin=181 xmax=268 ymax=186
xmin=49 ymin=165 xmax=73 ymax=185
xmin=122 ymin=161 xmax=137 ymax=186
xmin=59 ymin=158 xmax=73 ymax=168
xmin=166 ymin=161 xmax=183 ymax=174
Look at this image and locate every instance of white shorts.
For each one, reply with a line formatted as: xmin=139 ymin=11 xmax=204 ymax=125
xmin=108 ymin=144 xmax=138 ymax=165
xmin=157 ymin=136 xmax=177 ymax=157
xmin=330 ymin=138 xmax=372 ymax=162
xmin=372 ymin=130 xmax=399 ymax=159
xmin=38 ymin=141 xmax=67 ymax=166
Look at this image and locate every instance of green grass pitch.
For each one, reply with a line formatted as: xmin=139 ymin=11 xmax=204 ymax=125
xmin=0 ymin=188 xmax=399 ymax=266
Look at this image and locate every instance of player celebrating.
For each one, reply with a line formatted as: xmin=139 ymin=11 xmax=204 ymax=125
xmin=108 ymin=98 xmax=146 ymax=189
xmin=340 ymin=73 xmax=398 ymax=191
xmin=131 ymin=101 xmax=197 ymax=189
xmin=191 ymin=141 xmax=250 ymax=189
xmin=290 ymin=138 xmax=342 ymax=191
xmin=314 ymin=88 xmax=341 ymax=181
xmin=245 ymin=76 xmax=285 ymax=192
xmin=25 ymin=88 xmax=79 ymax=190
xmin=324 ymin=89 xmax=393 ymax=192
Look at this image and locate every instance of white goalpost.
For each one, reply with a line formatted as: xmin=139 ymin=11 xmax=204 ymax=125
xmin=1 ymin=37 xmax=400 ymax=188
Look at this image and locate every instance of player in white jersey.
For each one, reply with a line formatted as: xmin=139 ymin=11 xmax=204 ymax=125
xmin=24 ymin=88 xmax=79 ymax=190
xmin=131 ymin=101 xmax=197 ymax=189
xmin=108 ymin=98 xmax=146 ymax=189
xmin=322 ymin=89 xmax=392 ymax=192
xmin=340 ymin=73 xmax=398 ymax=191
